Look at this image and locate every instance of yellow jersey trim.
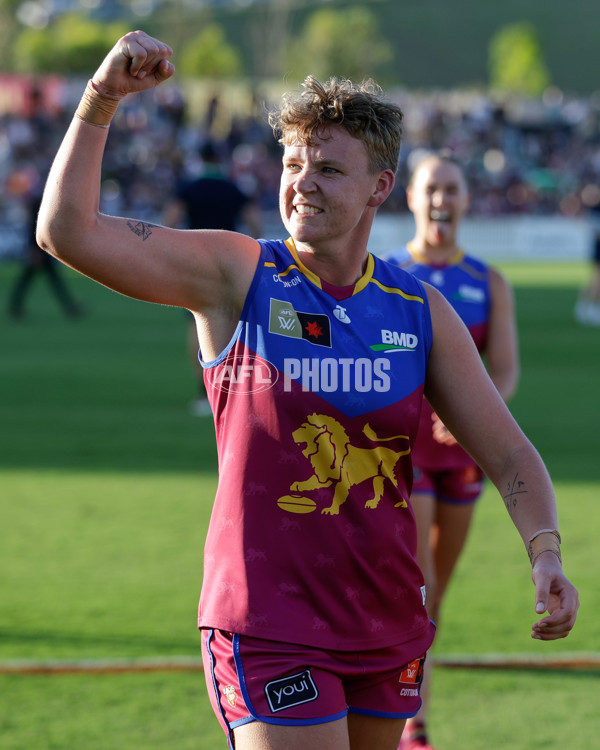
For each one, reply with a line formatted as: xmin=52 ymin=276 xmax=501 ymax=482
xmin=369 ymin=276 xmax=425 ymax=303
xmin=406 ymin=241 xmax=465 ymax=267
xmin=267 ymin=238 xmax=423 ymax=303
xmin=264 ymin=259 xmax=300 ymax=278
xmin=284 ymin=237 xmax=377 ymax=296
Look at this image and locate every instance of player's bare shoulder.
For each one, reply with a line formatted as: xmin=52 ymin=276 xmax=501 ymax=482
xmin=183 ymin=228 xmax=262 ymax=313
xmin=208 ymin=229 xmax=262 ymax=297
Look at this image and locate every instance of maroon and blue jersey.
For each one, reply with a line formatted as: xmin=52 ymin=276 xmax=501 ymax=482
xmin=384 ymin=244 xmax=490 ymax=351
xmin=199 ymin=238 xmax=434 ymax=655
xmin=383 ymin=244 xmax=492 ymax=473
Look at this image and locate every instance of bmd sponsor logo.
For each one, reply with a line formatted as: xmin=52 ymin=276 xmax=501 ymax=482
xmin=454 ymin=284 xmax=486 ymax=303
xmin=210 ymin=354 xmax=279 ymax=394
xmin=370 ymin=329 xmax=419 ymax=353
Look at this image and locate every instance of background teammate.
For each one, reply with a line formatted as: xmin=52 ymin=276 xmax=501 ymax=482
xmin=384 ymin=153 xmax=519 ymax=750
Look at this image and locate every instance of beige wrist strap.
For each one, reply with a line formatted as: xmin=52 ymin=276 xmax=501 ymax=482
xmin=527 ymin=529 xmax=562 ymax=566
xmin=74 ymin=80 xmax=121 ymax=129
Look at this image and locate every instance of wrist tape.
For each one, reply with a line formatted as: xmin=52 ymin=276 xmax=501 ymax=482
xmin=527 ymin=529 xmax=562 ymax=566
xmin=74 ymin=80 xmax=121 ymax=128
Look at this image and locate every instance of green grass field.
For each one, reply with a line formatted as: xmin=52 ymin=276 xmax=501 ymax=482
xmin=1 ymin=260 xmax=598 ymax=749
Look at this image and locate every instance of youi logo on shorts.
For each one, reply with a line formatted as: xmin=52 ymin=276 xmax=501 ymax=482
xmin=264 ymin=669 xmax=319 ymax=713
xmin=370 ymin=329 xmax=419 ymax=353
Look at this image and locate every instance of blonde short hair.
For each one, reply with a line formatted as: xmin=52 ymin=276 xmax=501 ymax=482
xmin=269 ymin=75 xmax=404 ymax=174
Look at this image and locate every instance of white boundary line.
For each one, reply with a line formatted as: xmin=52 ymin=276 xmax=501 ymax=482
xmin=433 ymin=653 xmax=600 ymax=671
xmin=0 ymin=656 xmax=204 ymax=675
xmin=1 ymin=653 xmax=599 ymax=675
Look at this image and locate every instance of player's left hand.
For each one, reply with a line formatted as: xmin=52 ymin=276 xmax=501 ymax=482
xmin=530 ymin=553 xmax=579 ymax=640
xmin=431 ymin=412 xmax=458 ymax=446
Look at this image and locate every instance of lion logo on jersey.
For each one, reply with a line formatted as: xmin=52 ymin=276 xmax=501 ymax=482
xmin=277 ymin=413 xmax=410 ymax=516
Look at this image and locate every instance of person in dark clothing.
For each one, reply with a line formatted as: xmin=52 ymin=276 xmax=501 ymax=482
xmin=8 ymin=194 xmax=84 ymax=320
xmin=163 ymin=141 xmax=262 ymax=415
xmin=574 ymin=202 xmax=600 ymax=326
xmin=167 ymin=142 xmax=259 ymax=231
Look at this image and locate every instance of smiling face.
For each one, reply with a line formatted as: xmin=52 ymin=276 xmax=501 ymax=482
xmin=407 ymin=157 xmax=470 ymax=248
xmin=279 ymin=124 xmax=394 ymax=256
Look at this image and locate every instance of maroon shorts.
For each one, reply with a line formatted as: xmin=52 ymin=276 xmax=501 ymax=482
xmin=412 ymin=464 xmax=485 ymax=505
xmin=201 ymin=629 xmax=429 ymax=743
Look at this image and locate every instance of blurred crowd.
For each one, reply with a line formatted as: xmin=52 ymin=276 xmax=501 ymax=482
xmin=394 ymin=88 xmax=600 ymax=217
xmin=2 ymin=78 xmax=600 ymax=259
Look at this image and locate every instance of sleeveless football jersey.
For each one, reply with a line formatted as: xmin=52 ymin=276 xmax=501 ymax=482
xmin=198 ymin=238 xmax=434 ymax=653
xmin=383 ymin=244 xmax=491 ymax=471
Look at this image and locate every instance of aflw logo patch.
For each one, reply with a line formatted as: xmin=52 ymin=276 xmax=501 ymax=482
xmin=264 ymin=669 xmax=319 ymax=713
xmin=269 ymin=299 xmax=331 ymax=347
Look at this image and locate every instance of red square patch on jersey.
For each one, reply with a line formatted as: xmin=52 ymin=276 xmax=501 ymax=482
xmin=399 ymin=657 xmax=425 ymax=685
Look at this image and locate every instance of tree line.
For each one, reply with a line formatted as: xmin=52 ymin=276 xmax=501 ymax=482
xmin=1 ymin=0 xmax=551 ymax=97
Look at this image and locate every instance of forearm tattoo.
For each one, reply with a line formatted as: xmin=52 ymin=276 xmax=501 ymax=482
xmin=127 ymin=220 xmax=155 ymax=241
xmin=503 ymin=472 xmax=527 ymax=513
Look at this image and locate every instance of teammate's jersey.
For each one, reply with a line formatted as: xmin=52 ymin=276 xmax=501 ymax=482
xmin=198 ymin=238 xmax=434 ymax=654
xmin=383 ymin=244 xmax=492 ymax=471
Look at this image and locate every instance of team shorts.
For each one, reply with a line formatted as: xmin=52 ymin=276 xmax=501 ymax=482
xmin=202 ymin=629 xmax=428 ymax=744
xmin=412 ymin=464 xmax=485 ymax=505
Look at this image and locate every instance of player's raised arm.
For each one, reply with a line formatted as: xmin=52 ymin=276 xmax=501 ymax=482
xmin=36 ymin=30 xmax=260 ymax=315
xmin=423 ymin=285 xmax=579 ymax=640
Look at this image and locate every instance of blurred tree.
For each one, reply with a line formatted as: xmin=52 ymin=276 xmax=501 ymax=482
xmin=0 ymin=0 xmax=21 ymax=71
xmin=247 ymin=0 xmax=293 ymax=81
xmin=283 ymin=6 xmax=394 ymax=83
xmin=14 ymin=13 xmax=128 ymax=74
xmin=488 ymin=22 xmax=551 ymax=96
xmin=179 ymin=23 xmax=242 ymax=78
